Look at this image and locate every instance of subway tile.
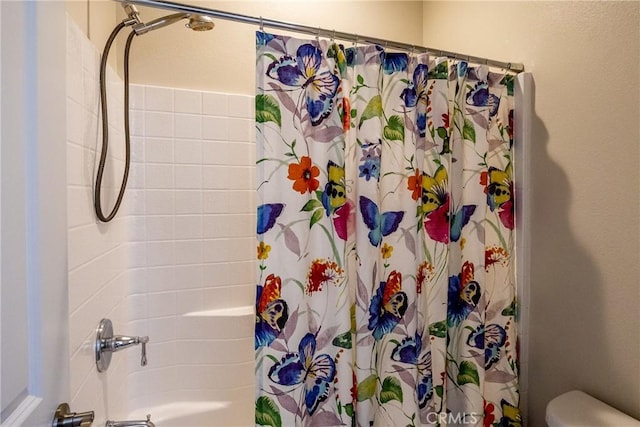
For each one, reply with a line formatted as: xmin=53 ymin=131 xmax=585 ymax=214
xmin=175 ymin=215 xmax=203 ymax=240
xmin=144 ymin=137 xmax=173 ymax=164
xmin=125 ymin=189 xmax=145 ymax=215
xmin=203 ymin=190 xmax=229 ymax=214
xmin=127 ymin=162 xmax=146 ymax=190
xmin=175 ymin=190 xmax=202 ymax=214
xmin=202 ymin=166 xmax=230 ymax=189
xmin=127 ymin=215 xmax=146 ymax=243
xmin=174 ymin=265 xmax=204 ymax=289
xmin=146 ymin=266 xmax=176 ymax=292
xmin=203 ymin=261 xmax=256 ymax=287
xmin=202 ymin=116 xmax=229 ymax=140
xmin=176 ymin=289 xmax=205 ymax=315
xmin=147 ymin=316 xmax=177 ymax=343
xmin=125 ymin=241 xmax=147 ymax=270
xmin=203 ymin=214 xmax=254 ymax=239
xmin=227 ymin=190 xmax=255 ymax=214
xmin=175 ymin=139 xmax=202 ymax=165
xmin=145 ymin=215 xmax=174 ymax=241
xmin=228 ymin=118 xmax=253 ymax=142
xmin=130 ymin=110 xmax=145 ymax=137
xmin=147 ymin=291 xmax=176 ymax=318
xmin=143 ymin=341 xmax=176 ymax=370
xmin=175 ymin=113 xmax=202 ymax=139
xmin=175 ymin=165 xmax=202 ymax=189
xmin=145 ymin=111 xmax=174 ymax=138
xmin=174 ymin=240 xmax=203 ymax=265
xmin=225 ymin=166 xmax=253 ymax=190
xmin=127 ymin=294 xmax=148 ymax=321
xmin=130 ymin=136 xmax=145 ymax=163
xmin=129 ymin=84 xmax=145 ymax=110
xmin=66 ymin=100 xmax=84 ymax=146
xmin=145 ymin=164 xmax=174 ymax=189
xmin=145 ymin=86 xmax=173 ymax=112
xmin=174 ymin=89 xmax=202 ymax=114
xmin=228 ymin=94 xmax=254 ymax=119
xmin=128 ymin=268 xmax=148 ymax=295
xmin=146 ymin=241 xmax=175 ymax=267
xmin=67 ymin=187 xmax=95 ymax=228
xmin=202 ymin=92 xmax=228 ymax=116
xmin=201 ymin=285 xmax=231 ymax=310
xmin=145 ymin=190 xmax=174 ymax=215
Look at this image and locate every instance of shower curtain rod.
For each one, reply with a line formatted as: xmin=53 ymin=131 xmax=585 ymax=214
xmin=116 ymin=0 xmax=525 ymax=73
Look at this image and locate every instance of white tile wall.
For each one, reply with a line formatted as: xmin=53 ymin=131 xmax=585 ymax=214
xmin=67 ymin=17 xmax=256 ymax=426
xmin=126 ymin=84 xmax=256 ymax=416
xmin=66 ymin=16 xmax=128 ymax=425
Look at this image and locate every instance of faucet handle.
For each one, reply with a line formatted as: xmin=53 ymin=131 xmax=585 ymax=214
xmin=140 ymin=336 xmax=149 ymax=366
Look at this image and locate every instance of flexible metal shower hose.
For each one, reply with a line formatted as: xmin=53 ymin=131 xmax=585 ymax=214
xmin=94 ymin=22 xmax=137 ymax=222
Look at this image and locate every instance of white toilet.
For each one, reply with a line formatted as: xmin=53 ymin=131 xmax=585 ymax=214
xmin=546 ymin=390 xmax=640 ymax=426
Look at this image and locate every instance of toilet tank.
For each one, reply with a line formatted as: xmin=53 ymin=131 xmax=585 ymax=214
xmin=546 ymin=391 xmax=640 ymax=427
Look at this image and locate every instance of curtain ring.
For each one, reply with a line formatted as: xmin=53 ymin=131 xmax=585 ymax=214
xmin=353 ymin=34 xmax=358 ymax=47
xmin=316 ymin=26 xmax=321 ymax=43
xmin=331 ymin=29 xmax=336 ymax=43
xmin=259 ymin=16 xmax=264 ymax=32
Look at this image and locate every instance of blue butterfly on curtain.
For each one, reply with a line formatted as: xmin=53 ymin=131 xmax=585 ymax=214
xmin=466 ymin=323 xmax=507 ymax=369
xmin=447 ymin=261 xmax=481 ymax=327
xmin=266 ymin=43 xmax=340 ymax=126
xmin=375 ymin=45 xmax=409 ymax=74
xmin=466 ymin=81 xmax=500 ymax=118
xmin=268 ymin=333 xmax=336 ymax=415
xmin=257 ymin=203 xmax=284 ymax=235
xmin=391 ymin=334 xmax=433 ymax=408
xmin=368 ymin=270 xmax=407 ymax=340
xmin=255 ymin=273 xmax=289 ymax=349
xmin=359 ymin=196 xmax=404 ymax=247
xmin=256 ymin=31 xmax=276 ymax=47
xmin=401 ymin=63 xmax=428 ymax=137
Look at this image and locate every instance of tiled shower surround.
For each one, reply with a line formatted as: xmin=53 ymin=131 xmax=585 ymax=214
xmin=125 ymin=84 xmax=255 ymax=419
xmin=66 ymin=16 xmax=255 ymax=426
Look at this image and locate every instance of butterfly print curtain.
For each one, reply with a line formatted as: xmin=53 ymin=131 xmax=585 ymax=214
xmin=255 ymin=32 xmax=519 ymax=427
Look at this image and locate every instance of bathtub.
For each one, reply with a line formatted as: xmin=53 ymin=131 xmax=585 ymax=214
xmin=129 ymin=396 xmax=253 ymax=426
xmin=126 ymin=306 xmax=255 ymax=426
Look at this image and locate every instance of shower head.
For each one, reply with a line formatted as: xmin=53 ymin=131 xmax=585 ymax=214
xmin=133 ymin=12 xmax=214 ymax=35
xmin=186 ymin=15 xmax=215 ymax=32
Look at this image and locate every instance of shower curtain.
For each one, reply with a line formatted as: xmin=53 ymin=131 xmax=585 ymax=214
xmin=255 ymin=32 xmax=519 ymax=427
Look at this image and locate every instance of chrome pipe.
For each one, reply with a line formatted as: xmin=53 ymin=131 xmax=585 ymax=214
xmin=114 ymin=0 xmax=524 ymax=72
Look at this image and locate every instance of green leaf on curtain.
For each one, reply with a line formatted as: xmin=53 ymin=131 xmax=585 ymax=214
xmin=462 ymin=118 xmax=476 ymax=142
xmin=457 ymin=360 xmax=480 ymax=387
xmin=383 ymin=115 xmax=405 ymax=141
xmin=357 ymin=74 xmax=365 ymax=85
xmin=435 ymin=385 xmax=443 ymax=398
xmin=358 ymin=95 xmax=382 ymax=128
xmin=380 ymin=376 xmax=403 ymax=404
xmin=255 ymin=94 xmax=282 ymax=127
xmin=345 ymin=403 xmax=354 ymax=417
xmin=429 ymin=320 xmax=447 ymax=338
xmin=309 ymin=208 xmax=324 ymax=228
xmin=436 ymin=126 xmax=448 ymax=141
xmin=501 ymin=299 xmax=517 ymax=316
xmin=255 ymin=396 xmax=282 ymax=427
xmin=357 ymin=374 xmax=378 ymax=402
xmin=428 ymin=62 xmax=448 ymax=79
xmin=301 ymin=199 xmax=323 ymax=212
xmin=501 ymin=74 xmax=515 ymax=96
xmin=332 ymin=330 xmax=352 ymax=349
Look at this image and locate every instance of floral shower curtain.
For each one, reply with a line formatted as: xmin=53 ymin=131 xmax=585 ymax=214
xmin=255 ymin=32 xmax=519 ymax=427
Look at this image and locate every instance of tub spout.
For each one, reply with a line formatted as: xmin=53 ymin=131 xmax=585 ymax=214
xmin=105 ymin=414 xmax=155 ymax=427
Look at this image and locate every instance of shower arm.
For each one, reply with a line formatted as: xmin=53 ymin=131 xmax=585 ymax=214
xmin=116 ymin=0 xmax=524 ymax=72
